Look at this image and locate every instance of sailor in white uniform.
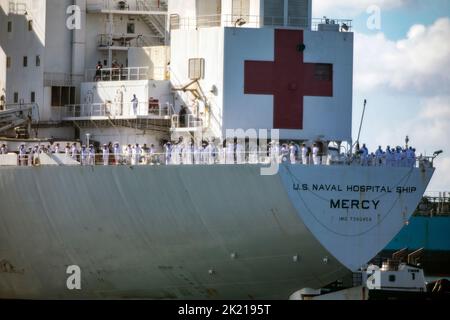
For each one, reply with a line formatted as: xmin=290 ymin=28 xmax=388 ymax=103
xmin=375 ymin=146 xmax=383 ymax=166
xmin=411 ymin=148 xmax=417 ymax=167
xmin=401 ymin=148 xmax=407 ymax=167
xmin=71 ymin=144 xmax=78 ymax=161
xmin=183 ymin=142 xmax=193 ymax=165
xmin=88 ymin=145 xmax=96 ymax=165
xmin=312 ymin=144 xmax=320 ymax=165
xmin=0 ymin=144 xmax=7 ymax=154
xmin=27 ymin=147 xmax=33 ymax=166
xmin=30 ymin=145 xmax=38 ymax=165
xmin=236 ymin=142 xmax=244 ymax=164
xmin=225 ymin=142 xmax=234 ymax=164
xmin=289 ymin=143 xmax=296 ymax=164
xmin=301 ymin=143 xmax=308 ymax=165
xmin=54 ymin=143 xmax=60 ymax=154
xmin=394 ymin=147 xmax=402 ymax=167
xmin=80 ymin=145 xmax=88 ymax=165
xmin=269 ymin=141 xmax=280 ymax=164
xmin=18 ymin=144 xmax=27 ymax=166
xmin=385 ymin=146 xmax=392 ymax=167
xmin=202 ymin=143 xmax=210 ymax=165
xmin=65 ymin=144 xmax=71 ymax=158
xmin=113 ymin=142 xmax=121 ymax=165
xmin=193 ymin=143 xmax=200 ymax=164
xmin=141 ymin=144 xmax=149 ymax=165
xmin=211 ymin=142 xmax=218 ymax=164
xmin=164 ymin=142 xmax=172 ymax=165
xmin=248 ymin=143 xmax=258 ymax=164
xmin=131 ymin=144 xmax=141 ymax=166
xmin=361 ymin=144 xmax=369 ymax=166
xmin=173 ymin=143 xmax=182 ymax=165
xmin=149 ymin=144 xmax=156 ymax=165
xmin=102 ymin=144 xmax=109 ymax=166
xmin=131 ymin=94 xmax=139 ymax=116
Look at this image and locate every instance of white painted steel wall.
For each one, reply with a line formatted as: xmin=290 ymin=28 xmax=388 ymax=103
xmin=0 ymin=45 xmax=5 ymax=98
xmin=168 ymin=0 xmax=197 ymax=17
xmin=0 ymin=163 xmax=434 ymax=299
xmin=222 ymin=27 xmax=353 ymax=142
xmin=0 ymin=165 xmax=349 ymax=299
xmin=170 ymin=27 xmax=225 ymax=136
xmin=0 ymin=0 xmax=46 ymax=109
xmin=128 ymin=46 xmax=170 ymax=79
xmin=80 ymin=79 xmax=172 ymax=116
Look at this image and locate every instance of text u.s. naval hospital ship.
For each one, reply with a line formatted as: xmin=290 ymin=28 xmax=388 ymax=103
xmin=0 ymin=0 xmax=436 ymax=299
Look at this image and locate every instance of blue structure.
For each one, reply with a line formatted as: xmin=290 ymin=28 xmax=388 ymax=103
xmin=386 ymin=216 xmax=450 ymax=251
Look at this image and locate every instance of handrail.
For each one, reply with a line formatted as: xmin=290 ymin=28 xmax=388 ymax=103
xmin=88 ymin=0 xmax=167 ymax=12
xmin=2 ymin=150 xmax=432 ymax=168
xmin=97 ymin=33 xmax=161 ymax=48
xmin=44 ymin=73 xmax=84 ymax=86
xmin=171 ymin=114 xmax=204 ymax=129
xmin=171 ymin=14 xmax=352 ymax=32
xmin=85 ymin=66 xmax=160 ymax=82
xmin=53 ymin=101 xmax=172 ymax=119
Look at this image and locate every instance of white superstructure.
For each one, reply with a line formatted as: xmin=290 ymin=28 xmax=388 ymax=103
xmin=1 ymin=0 xmax=353 ymax=146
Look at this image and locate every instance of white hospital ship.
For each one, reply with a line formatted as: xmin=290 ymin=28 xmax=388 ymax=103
xmin=0 ymin=0 xmax=435 ymax=299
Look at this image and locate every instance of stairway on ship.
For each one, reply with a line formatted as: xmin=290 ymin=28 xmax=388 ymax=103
xmin=136 ymin=0 xmax=168 ymax=45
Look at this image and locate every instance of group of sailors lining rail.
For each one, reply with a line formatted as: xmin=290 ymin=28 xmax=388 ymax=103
xmin=1 ymin=141 xmax=417 ymax=168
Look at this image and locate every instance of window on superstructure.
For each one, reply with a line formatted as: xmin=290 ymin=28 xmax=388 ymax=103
xmin=127 ymin=23 xmax=135 ymax=34
xmin=264 ymin=0 xmax=285 ymax=26
xmin=7 ymin=21 xmax=12 ymax=32
xmin=232 ymin=0 xmax=250 ymax=23
xmin=51 ymin=86 xmax=76 ymax=107
xmin=314 ymin=64 xmax=332 ymax=81
xmin=288 ymin=0 xmax=309 ymax=27
xmin=23 ymin=56 xmax=28 ymax=67
xmin=51 ymin=87 xmax=61 ymax=106
xmin=14 ymin=92 xmax=19 ymax=103
xmin=28 ymin=20 xmax=33 ymax=32
xmin=6 ymin=57 xmax=11 ymax=69
xmin=31 ymin=92 xmax=35 ymax=103
xmin=61 ymin=87 xmax=70 ymax=106
xmin=188 ymin=58 xmax=205 ymax=80
xmin=170 ymin=14 xmax=180 ymax=30
xmin=36 ymin=55 xmax=40 ymax=67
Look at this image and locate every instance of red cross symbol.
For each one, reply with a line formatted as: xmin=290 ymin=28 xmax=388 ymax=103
xmin=244 ymin=29 xmax=333 ymax=129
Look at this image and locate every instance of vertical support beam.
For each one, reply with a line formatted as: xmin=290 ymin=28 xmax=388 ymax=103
xmin=107 ymin=13 xmax=114 ymax=68
xmin=72 ymin=0 xmax=87 ymax=84
xmin=284 ymin=0 xmax=288 ymax=26
xmin=259 ymin=0 xmax=264 ymax=27
xmin=307 ymin=0 xmax=312 ymax=30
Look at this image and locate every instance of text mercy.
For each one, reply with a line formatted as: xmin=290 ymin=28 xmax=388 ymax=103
xmin=330 ymin=199 xmax=380 ymax=210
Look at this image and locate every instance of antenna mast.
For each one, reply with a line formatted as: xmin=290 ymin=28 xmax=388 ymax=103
xmin=356 ymin=99 xmax=367 ymax=146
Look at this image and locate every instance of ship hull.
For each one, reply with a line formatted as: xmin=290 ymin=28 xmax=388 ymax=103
xmin=0 ymin=163 xmax=434 ymax=299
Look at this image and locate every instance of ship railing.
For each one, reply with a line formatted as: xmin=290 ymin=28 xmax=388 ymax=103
xmin=55 ymin=101 xmax=171 ymax=119
xmin=44 ymin=73 xmax=84 ymax=87
xmin=171 ymin=14 xmax=352 ymax=32
xmin=85 ymin=66 xmax=168 ymax=82
xmin=171 ymin=114 xmax=204 ymax=130
xmin=311 ymin=18 xmax=353 ymax=32
xmin=8 ymin=1 xmax=27 ymax=15
xmin=415 ymin=191 xmax=450 ymax=216
xmin=87 ymin=0 xmax=167 ymax=13
xmin=96 ymin=34 xmax=163 ymax=48
xmin=2 ymin=151 xmax=433 ymax=168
